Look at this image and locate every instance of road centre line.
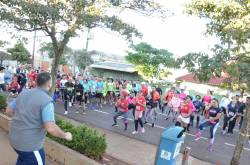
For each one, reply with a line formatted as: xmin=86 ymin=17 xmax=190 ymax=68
xmin=224 ymin=143 xmax=250 ymax=151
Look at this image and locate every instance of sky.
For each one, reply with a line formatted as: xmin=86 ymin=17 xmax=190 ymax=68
xmin=0 ymin=0 xmax=219 ymax=58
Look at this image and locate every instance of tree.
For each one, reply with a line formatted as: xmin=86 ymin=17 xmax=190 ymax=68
xmin=73 ymin=49 xmax=93 ymax=70
xmin=126 ymin=42 xmax=176 ymax=79
xmin=7 ymin=42 xmax=31 ymax=64
xmin=180 ymin=1 xmax=250 ymax=164
xmin=0 ymin=50 xmax=11 ymax=65
xmin=39 ymin=42 xmax=72 ymax=65
xmin=0 ymin=0 xmax=167 ymax=93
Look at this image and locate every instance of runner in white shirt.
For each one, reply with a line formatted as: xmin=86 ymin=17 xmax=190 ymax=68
xmin=0 ymin=67 xmax=5 ymax=92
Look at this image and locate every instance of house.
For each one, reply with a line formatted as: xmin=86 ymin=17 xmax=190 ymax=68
xmin=90 ymin=61 xmax=141 ymax=80
xmin=176 ymin=73 xmax=229 ymax=95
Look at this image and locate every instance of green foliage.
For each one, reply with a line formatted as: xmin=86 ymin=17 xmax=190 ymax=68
xmin=180 ymin=0 xmax=250 ymax=92
xmin=0 ymin=94 xmax=7 ymax=110
xmin=39 ymin=42 xmax=72 ymax=65
xmin=73 ymin=49 xmax=93 ymax=70
xmin=7 ymin=42 xmax=31 ymax=64
xmin=126 ymin=42 xmax=176 ymax=79
xmin=48 ymin=119 xmax=107 ymax=160
xmin=0 ymin=50 xmax=11 ymax=65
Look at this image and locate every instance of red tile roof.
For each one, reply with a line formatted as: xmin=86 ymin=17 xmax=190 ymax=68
xmin=176 ymin=74 xmax=226 ymax=86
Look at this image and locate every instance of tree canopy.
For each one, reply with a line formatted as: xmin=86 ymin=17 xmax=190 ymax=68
xmin=7 ymin=42 xmax=31 ymax=64
xmin=180 ymin=1 xmax=250 ymax=164
xmin=0 ymin=0 xmax=167 ymax=92
xmin=39 ymin=42 xmax=72 ymax=65
xmin=73 ymin=49 xmax=94 ymax=70
xmin=126 ymin=42 xmax=176 ymax=79
xmin=182 ymin=0 xmax=250 ymax=89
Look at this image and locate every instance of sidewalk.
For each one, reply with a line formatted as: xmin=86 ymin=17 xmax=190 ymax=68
xmin=57 ymin=115 xmax=212 ymax=165
xmin=0 ymin=128 xmax=58 ymax=165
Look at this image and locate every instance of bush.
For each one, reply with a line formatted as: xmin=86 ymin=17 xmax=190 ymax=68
xmin=47 ymin=119 xmax=107 ymax=160
xmin=0 ymin=94 xmax=7 ymax=110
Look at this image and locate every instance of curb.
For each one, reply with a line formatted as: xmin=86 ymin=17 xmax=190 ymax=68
xmin=0 ymin=113 xmax=101 ymax=165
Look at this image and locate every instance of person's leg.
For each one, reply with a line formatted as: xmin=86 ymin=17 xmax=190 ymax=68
xmin=208 ymin=123 xmax=220 ymax=151
xmin=112 ymin=111 xmax=122 ymax=126
xmin=123 ymin=112 xmax=129 ymax=130
xmin=64 ymin=100 xmax=68 ymax=114
xmin=195 ymin=121 xmax=211 ymax=140
xmin=239 ymin=116 xmax=243 ymax=130
xmin=144 ymin=108 xmax=151 ymax=124
xmin=133 ymin=111 xmax=139 ymax=134
xmin=138 ymin=111 xmax=144 ymax=132
xmin=15 ymin=148 xmax=45 ymax=165
xmin=196 ymin=112 xmax=201 ymax=128
xmin=84 ymin=93 xmax=88 ymax=105
xmin=228 ymin=118 xmax=236 ymax=134
xmin=190 ymin=114 xmax=194 ymax=126
xmin=222 ymin=116 xmax=229 ymax=134
xmin=152 ymin=108 xmax=157 ymax=127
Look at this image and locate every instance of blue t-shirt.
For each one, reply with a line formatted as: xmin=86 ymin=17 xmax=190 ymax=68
xmin=97 ymin=81 xmax=103 ymax=92
xmin=193 ymin=100 xmax=203 ymax=111
xmin=227 ymin=102 xmax=237 ymax=117
xmin=208 ymin=107 xmax=221 ymax=123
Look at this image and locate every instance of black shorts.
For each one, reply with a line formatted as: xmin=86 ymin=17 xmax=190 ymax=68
xmin=128 ymin=104 xmax=135 ymax=110
xmin=152 ymin=103 xmax=158 ymax=108
xmin=89 ymin=92 xmax=96 ymax=98
xmin=96 ymin=93 xmax=103 ymax=98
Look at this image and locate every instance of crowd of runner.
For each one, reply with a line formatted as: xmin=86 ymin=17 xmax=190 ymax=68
xmin=0 ymin=65 xmax=249 ymax=152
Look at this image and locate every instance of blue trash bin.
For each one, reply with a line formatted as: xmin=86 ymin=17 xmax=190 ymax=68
xmin=155 ymin=126 xmax=185 ymax=165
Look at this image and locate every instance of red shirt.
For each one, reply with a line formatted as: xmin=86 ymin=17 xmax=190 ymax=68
xmin=180 ymin=103 xmax=192 ymax=117
xmin=9 ymin=82 xmax=19 ymax=90
xmin=117 ymin=98 xmax=129 ymax=112
xmin=203 ymin=95 xmax=212 ymax=105
xmin=136 ymin=96 xmax=146 ymax=111
xmin=153 ymin=91 xmax=160 ymax=103
xmin=166 ymin=91 xmax=174 ymax=102
xmin=29 ymin=71 xmax=37 ymax=81
xmin=141 ymin=85 xmax=148 ymax=96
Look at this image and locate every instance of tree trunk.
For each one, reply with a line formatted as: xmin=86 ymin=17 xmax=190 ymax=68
xmin=230 ymin=98 xmax=250 ymax=165
xmin=49 ymin=52 xmax=61 ymax=96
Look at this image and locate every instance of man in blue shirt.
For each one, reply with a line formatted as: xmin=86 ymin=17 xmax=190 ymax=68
xmin=6 ymin=72 xmax=72 ymax=165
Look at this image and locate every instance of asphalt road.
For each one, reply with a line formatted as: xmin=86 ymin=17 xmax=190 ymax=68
xmin=54 ymin=100 xmax=250 ymax=165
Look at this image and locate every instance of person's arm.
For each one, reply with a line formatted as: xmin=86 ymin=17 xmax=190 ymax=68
xmin=42 ymin=102 xmax=72 ymax=141
xmin=5 ymin=99 xmax=16 ymax=117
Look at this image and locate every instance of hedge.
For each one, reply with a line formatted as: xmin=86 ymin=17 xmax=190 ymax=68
xmin=0 ymin=94 xmax=7 ymax=110
xmin=47 ymin=119 xmax=107 ymax=160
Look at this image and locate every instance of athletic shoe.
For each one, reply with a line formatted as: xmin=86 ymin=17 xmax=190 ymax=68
xmin=195 ymin=132 xmax=202 ymax=141
xmin=141 ymin=128 xmax=145 ymax=133
xmin=132 ymin=131 xmax=138 ymax=135
xmin=64 ymin=111 xmax=68 ymax=115
xmin=69 ymin=102 xmax=72 ymax=107
xmin=207 ymin=143 xmax=213 ymax=152
xmin=112 ymin=123 xmax=118 ymax=127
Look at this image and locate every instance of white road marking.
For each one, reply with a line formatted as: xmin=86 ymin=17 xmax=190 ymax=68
xmin=224 ymin=143 xmax=250 ymax=151
xmin=93 ymin=109 xmax=208 ymax=140
xmin=93 ymin=110 xmax=109 ymax=115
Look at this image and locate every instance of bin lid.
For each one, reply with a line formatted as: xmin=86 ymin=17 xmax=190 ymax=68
xmin=161 ymin=126 xmax=185 ymax=142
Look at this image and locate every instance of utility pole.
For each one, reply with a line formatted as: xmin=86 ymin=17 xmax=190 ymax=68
xmin=32 ymin=30 xmax=37 ymax=68
xmin=85 ymin=28 xmax=90 ymax=51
